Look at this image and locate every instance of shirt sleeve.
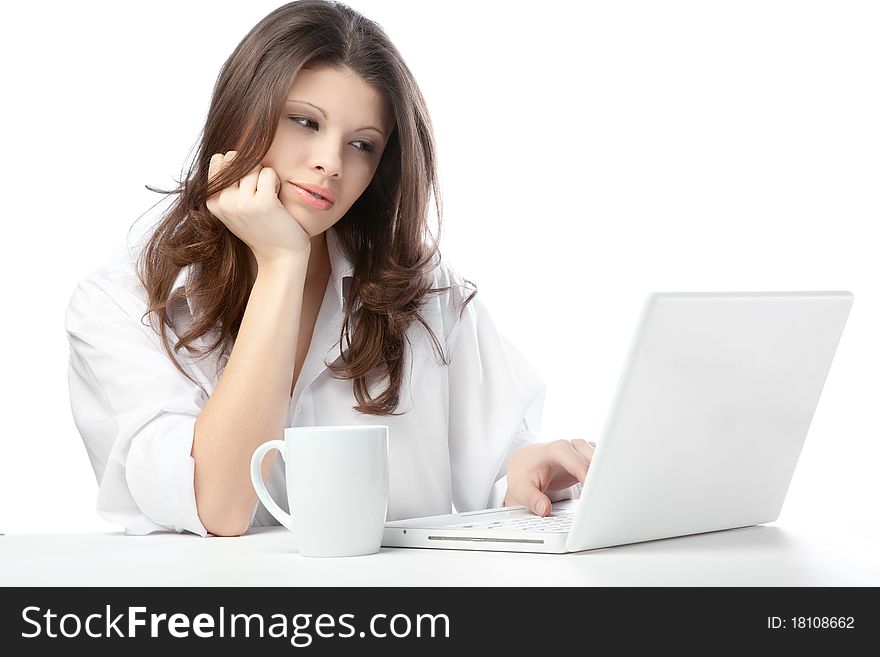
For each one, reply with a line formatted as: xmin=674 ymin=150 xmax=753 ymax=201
xmin=445 ymin=294 xmax=580 ymax=512
xmin=65 ymin=274 xmax=211 ymax=537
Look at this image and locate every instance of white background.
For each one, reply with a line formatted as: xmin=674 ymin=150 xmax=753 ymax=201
xmin=1 ymin=0 xmax=877 ymax=545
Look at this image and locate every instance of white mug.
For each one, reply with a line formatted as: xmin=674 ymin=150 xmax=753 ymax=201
xmin=250 ymin=425 xmax=389 ymax=557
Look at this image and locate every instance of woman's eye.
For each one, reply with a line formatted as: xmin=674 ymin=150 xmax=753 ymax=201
xmin=288 ymin=116 xmax=376 ymax=155
xmin=353 ymin=140 xmax=377 ymax=154
xmin=289 ymin=116 xmax=317 ymax=130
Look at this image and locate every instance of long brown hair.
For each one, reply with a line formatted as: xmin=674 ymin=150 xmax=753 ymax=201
xmin=135 ymin=0 xmax=476 ymax=415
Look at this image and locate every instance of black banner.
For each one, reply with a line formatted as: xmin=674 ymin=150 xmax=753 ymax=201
xmin=0 ymin=586 xmax=875 ymax=653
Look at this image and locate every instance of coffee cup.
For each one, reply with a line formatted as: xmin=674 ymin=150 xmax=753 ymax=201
xmin=250 ymin=425 xmax=389 ymax=557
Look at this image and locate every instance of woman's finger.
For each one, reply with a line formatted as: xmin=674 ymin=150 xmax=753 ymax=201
xmin=207 ymin=153 xmax=221 ymax=182
xmin=546 ymin=439 xmax=591 ymax=486
xmin=213 ymin=150 xmax=237 ymax=187
xmin=206 ymin=153 xmax=225 ymax=214
xmin=569 ymin=439 xmax=596 ymax=467
xmin=523 ymin=488 xmax=553 ymax=518
xmin=256 ymin=165 xmax=283 ymax=201
xmin=238 ymin=164 xmax=263 ymax=198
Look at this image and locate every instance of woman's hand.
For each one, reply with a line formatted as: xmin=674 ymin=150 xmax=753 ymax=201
xmin=206 ymin=150 xmax=312 ymax=268
xmin=503 ymin=439 xmax=596 ymax=516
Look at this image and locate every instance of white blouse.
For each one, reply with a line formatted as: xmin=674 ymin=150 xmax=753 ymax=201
xmin=65 ymin=225 xmax=577 ymax=537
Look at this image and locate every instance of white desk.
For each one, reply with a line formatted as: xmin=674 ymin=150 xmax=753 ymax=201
xmin=2 ymin=519 xmax=878 ymax=586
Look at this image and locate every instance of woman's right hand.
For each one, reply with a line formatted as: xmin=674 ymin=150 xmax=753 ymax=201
xmin=206 ymin=150 xmax=312 ymax=267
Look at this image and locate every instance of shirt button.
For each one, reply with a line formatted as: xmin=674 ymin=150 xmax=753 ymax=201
xmin=295 ymin=401 xmax=304 ymax=415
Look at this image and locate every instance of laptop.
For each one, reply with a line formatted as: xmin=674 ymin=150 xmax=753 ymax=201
xmin=382 ymin=291 xmax=853 ymax=553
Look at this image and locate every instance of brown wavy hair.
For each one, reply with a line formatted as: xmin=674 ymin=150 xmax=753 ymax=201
xmin=134 ymin=0 xmax=476 ymax=415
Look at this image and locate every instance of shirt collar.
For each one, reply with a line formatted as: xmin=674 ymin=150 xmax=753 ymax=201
xmin=170 ymin=225 xmax=355 ymax=317
xmin=326 ymin=224 xmax=355 ymax=311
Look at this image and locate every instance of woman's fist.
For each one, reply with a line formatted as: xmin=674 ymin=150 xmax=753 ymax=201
xmin=206 ymin=151 xmax=312 ymax=267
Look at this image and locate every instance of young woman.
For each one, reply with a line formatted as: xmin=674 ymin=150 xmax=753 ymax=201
xmin=65 ymin=0 xmax=593 ymax=537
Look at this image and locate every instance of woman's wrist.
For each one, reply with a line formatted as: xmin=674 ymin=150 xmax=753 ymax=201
xmin=502 ymin=489 xmax=514 ymax=507
xmin=255 ymin=252 xmax=310 ymax=280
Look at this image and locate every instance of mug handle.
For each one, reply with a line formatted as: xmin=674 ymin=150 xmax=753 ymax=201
xmin=250 ymin=440 xmax=292 ymax=530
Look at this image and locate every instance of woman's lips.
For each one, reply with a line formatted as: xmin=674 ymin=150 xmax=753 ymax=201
xmin=291 ymin=183 xmax=334 ymax=210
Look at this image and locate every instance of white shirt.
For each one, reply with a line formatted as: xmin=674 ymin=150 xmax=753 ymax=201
xmin=65 ymin=226 xmax=578 ymax=537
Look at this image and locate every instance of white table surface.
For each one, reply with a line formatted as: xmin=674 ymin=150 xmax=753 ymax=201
xmin=2 ymin=518 xmax=878 ymax=586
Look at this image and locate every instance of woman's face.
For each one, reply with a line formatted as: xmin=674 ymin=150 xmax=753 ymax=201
xmin=262 ymin=64 xmax=394 ymax=237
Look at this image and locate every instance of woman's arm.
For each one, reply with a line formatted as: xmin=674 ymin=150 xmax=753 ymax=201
xmin=192 ymin=254 xmax=309 ymax=536
xmin=192 ymin=151 xmax=314 ymax=537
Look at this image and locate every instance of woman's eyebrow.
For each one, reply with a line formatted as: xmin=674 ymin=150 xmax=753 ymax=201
xmin=286 ymin=98 xmax=385 ymax=137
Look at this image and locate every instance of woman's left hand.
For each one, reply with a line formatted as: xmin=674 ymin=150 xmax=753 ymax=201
xmin=503 ymin=439 xmax=596 ymax=516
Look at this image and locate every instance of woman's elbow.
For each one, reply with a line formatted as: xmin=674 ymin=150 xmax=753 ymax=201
xmin=199 ymin=507 xmax=252 ymax=537
xmin=203 ymin=517 xmax=250 ymax=537
xmin=193 ymin=483 xmax=256 ymax=537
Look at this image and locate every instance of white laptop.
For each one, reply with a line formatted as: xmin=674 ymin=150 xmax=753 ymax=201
xmin=383 ymin=291 xmax=853 ymax=553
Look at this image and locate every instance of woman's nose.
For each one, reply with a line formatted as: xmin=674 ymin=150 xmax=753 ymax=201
xmin=309 ymin=140 xmax=343 ymax=178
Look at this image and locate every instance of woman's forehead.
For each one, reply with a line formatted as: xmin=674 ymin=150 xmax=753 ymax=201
xmin=286 ymin=66 xmax=394 ymax=132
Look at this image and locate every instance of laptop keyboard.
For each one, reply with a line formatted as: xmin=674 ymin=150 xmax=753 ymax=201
xmin=445 ymin=510 xmax=575 ymax=533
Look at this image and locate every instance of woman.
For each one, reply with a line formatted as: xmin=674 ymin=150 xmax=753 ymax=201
xmin=65 ymin=0 xmax=594 ymax=537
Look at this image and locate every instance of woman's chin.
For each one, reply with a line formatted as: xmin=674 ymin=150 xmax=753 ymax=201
xmin=286 ymin=208 xmax=342 ymax=238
